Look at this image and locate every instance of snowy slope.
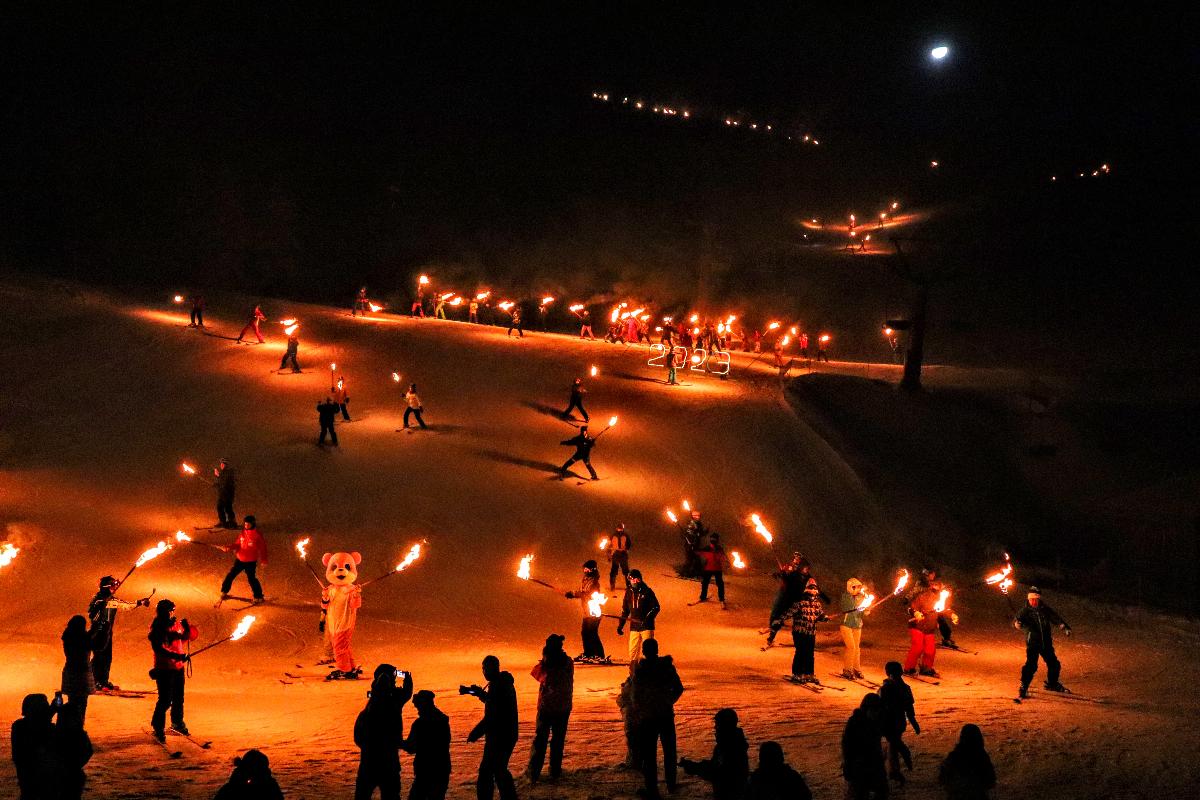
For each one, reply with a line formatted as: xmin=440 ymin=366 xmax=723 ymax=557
xmin=0 ymin=279 xmax=1196 ymax=799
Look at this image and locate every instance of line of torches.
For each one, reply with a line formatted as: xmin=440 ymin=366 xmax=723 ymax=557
xmin=590 ymin=91 xmax=822 ymax=147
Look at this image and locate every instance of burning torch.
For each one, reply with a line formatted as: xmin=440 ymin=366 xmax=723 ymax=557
xmin=119 ymin=539 xmax=176 ymax=585
xmin=294 ymin=537 xmax=325 ymax=587
xmin=0 ymin=542 xmax=20 ymax=570
xmin=180 ymin=462 xmax=213 ymax=486
xmin=172 ymin=530 xmax=224 ymax=553
xmin=594 ymin=415 xmax=618 ymax=439
xmin=865 ymin=568 xmax=910 ymax=610
xmin=749 ymin=513 xmax=783 ymax=570
xmin=360 ymin=542 xmax=425 ymax=588
xmin=188 ymin=615 xmax=257 ymax=659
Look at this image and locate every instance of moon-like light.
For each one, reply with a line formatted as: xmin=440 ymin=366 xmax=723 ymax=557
xmin=931 ymin=45 xmax=949 ymax=60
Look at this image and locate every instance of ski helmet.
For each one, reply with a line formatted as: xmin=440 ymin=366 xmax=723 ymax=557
xmin=583 ymin=559 xmax=598 ymax=570
xmin=99 ymin=576 xmax=117 ymax=588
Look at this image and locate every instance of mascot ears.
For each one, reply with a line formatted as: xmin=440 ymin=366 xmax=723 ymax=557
xmin=321 ymin=552 xmax=364 ymax=566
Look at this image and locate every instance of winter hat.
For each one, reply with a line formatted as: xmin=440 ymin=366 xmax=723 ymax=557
xmin=628 ymin=569 xmax=643 ymax=580
xmin=413 ymin=689 xmax=435 ymax=704
xmin=583 ymin=559 xmax=598 ymax=570
xmin=804 ymin=578 xmax=819 ymax=593
xmin=373 ymin=663 xmax=396 ymax=682
xmin=99 ymin=576 xmax=116 ymax=588
xmin=846 ymin=577 xmax=864 ymax=593
xmin=156 ymin=599 xmax=175 ymax=615
xmin=244 ymin=515 xmax=256 ymax=527
xmin=714 ymin=708 xmax=739 ymax=728
xmin=616 ymin=523 xmax=626 ymax=531
xmin=1027 ymin=586 xmax=1041 ymax=598
xmin=545 ymin=633 xmax=566 ymax=650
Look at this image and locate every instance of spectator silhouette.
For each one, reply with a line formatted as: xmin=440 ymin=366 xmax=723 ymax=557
xmin=353 ymin=664 xmax=414 ymax=800
xmin=631 ymin=638 xmax=684 ymax=798
xmin=402 ymin=690 xmax=451 ymax=800
xmin=465 ymin=655 xmax=518 ymax=800
xmin=938 ymin=724 xmax=996 ymax=800
xmin=61 ymin=615 xmax=95 ymax=725
xmin=748 ymin=741 xmax=812 ymax=800
xmin=526 ymin=633 xmax=574 ymax=783
xmin=213 ymin=749 xmax=284 ymax=800
xmin=679 ymin=707 xmax=749 ymax=800
xmin=841 ymin=693 xmax=888 ymax=800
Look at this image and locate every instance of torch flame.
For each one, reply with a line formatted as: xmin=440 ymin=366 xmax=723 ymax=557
xmin=418 ymin=275 xmax=430 ymax=285
xmin=230 ymin=615 xmax=256 ymax=641
xmin=135 ymin=541 xmax=170 ymax=568
xmin=330 ymin=362 xmax=337 ymax=371
xmin=394 ymin=543 xmax=422 ymax=572
xmin=984 ymin=553 xmax=1014 ymax=594
xmin=780 ymin=336 xmax=790 ymax=347
xmin=767 ymin=322 xmax=781 ymax=330
xmin=0 ymin=542 xmax=20 ymax=568
xmin=392 ymin=372 xmax=401 ymax=383
xmin=610 ymin=307 xmax=620 ymax=323
xmin=284 ymin=324 xmax=299 ymax=335
xmin=449 ymin=297 xmax=463 ymax=305
xmin=587 ymin=591 xmax=608 ymax=618
xmin=893 ymin=569 xmax=910 ymax=595
xmin=181 ymin=462 xmax=196 ymax=475
xmin=518 ymin=554 xmax=534 ymax=581
xmin=933 ymin=589 xmax=951 ymax=613
xmin=607 ymin=415 xmax=618 ymax=427
xmin=682 ymin=500 xmax=691 ymax=512
xmin=819 ymin=334 xmax=830 ymax=343
xmin=666 ymin=510 xmax=678 ymax=524
xmin=857 ymin=593 xmax=876 ymax=611
xmin=475 ymin=291 xmax=491 ymax=300
xmin=369 ymin=303 xmax=383 ymax=312
xmin=541 ymin=296 xmax=555 ymax=305
xmin=569 ymin=303 xmax=584 ymax=312
xmin=440 ymin=292 xmax=455 ymax=301
xmin=599 ymin=537 xmax=609 ymax=550
xmin=590 ymin=365 xmax=598 ymax=377
xmin=174 ymin=531 xmax=191 ymax=543
xmin=499 ymin=301 xmax=515 ymax=311
xmin=750 ymin=513 xmax=773 ymax=544
xmin=731 ymin=551 xmax=746 ymax=569
xmin=295 ymin=537 xmax=310 ymax=560
xmin=279 ymin=318 xmax=297 ymax=326
xmin=173 ymin=294 xmax=184 ymax=303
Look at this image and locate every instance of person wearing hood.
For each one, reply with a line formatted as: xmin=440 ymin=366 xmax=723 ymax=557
xmin=147 ymin=599 xmax=199 ymax=742
xmin=938 ymin=724 xmax=996 ymax=800
xmin=88 ymin=575 xmax=150 ymax=692
xmin=631 ymin=639 xmax=684 ymax=798
xmin=838 ymin=577 xmax=870 ymax=680
xmin=679 ymin=707 xmax=749 ymax=800
xmin=402 ymin=690 xmax=452 ymax=800
xmin=60 ymin=615 xmax=95 ymax=725
xmin=12 ymin=693 xmax=59 ymax=798
xmin=465 ymin=655 xmax=518 ymax=800
xmin=565 ymin=561 xmax=607 ymax=662
xmin=748 ymin=741 xmax=813 ymax=800
xmin=879 ymin=661 xmax=920 ymax=786
xmin=526 ymin=633 xmax=574 ymax=783
xmin=1013 ymin=586 xmax=1071 ymax=698
xmin=354 ymin=664 xmax=414 ymax=800
xmin=774 ymin=578 xmax=828 ymax=684
xmin=214 ymin=749 xmax=285 ymax=800
xmin=841 ymin=693 xmax=887 ymax=800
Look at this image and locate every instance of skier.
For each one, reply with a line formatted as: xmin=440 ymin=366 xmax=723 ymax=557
xmin=403 ymin=383 xmax=427 ymax=429
xmin=879 ymin=661 xmax=920 ymax=786
xmin=938 ymin=724 xmax=995 ymax=800
xmin=776 ymin=578 xmax=828 ymax=684
xmin=579 ymin=309 xmax=594 ymax=339
xmin=469 ymin=298 xmax=480 ymax=324
xmin=748 ymin=741 xmax=814 ymax=800
xmin=353 ymin=664 xmax=414 ymax=800
xmin=88 ymin=575 xmax=150 ymax=692
xmin=904 ymin=583 xmax=949 ymax=678
xmin=608 ymin=523 xmax=631 ymax=590
xmin=220 ymin=516 xmax=267 ymax=603
xmin=403 ymin=690 xmax=452 ymax=800
xmin=188 ymin=294 xmax=206 ymax=327
xmin=1014 ymin=586 xmax=1071 ymax=698
xmin=631 ymin=638 xmax=684 ymax=798
xmin=678 ymin=510 xmax=708 ymax=578
xmin=279 ymin=329 xmax=301 ymax=373
xmin=694 ymin=531 xmax=729 ymax=608
xmin=798 ymin=332 xmax=809 ymax=358
xmin=616 ymin=570 xmax=660 ymax=665
xmin=841 ymin=694 xmax=888 ymax=800
xmin=147 ymin=599 xmax=198 ymax=742
xmin=506 ymin=306 xmax=523 ymax=337
xmin=464 ymin=655 xmax=518 ymax=800
xmin=536 ymin=303 xmax=548 ymax=331
xmin=526 ymin=633 xmax=574 ymax=783
xmin=214 ymin=749 xmax=285 ymax=800
xmin=353 ymin=286 xmax=369 ymax=316
xmin=559 ymin=424 xmax=599 ymax=480
xmin=317 ymin=396 xmax=340 ymax=447
xmin=332 ymin=375 xmax=351 ymax=421
xmin=60 ymin=616 xmax=95 ymax=725
xmin=565 ymin=560 xmax=607 ymax=662
xmin=214 ymin=457 xmax=238 ymax=529
xmin=236 ymin=304 xmax=266 ymax=344
xmin=766 ymin=553 xmax=811 ymax=646
xmin=561 ymin=377 xmax=589 ymax=422
xmin=919 ymin=569 xmax=958 ymax=648
xmin=411 ymin=288 xmax=425 ymax=317
xmin=435 ymin=295 xmax=448 ymax=319
xmin=666 ymin=334 xmax=679 ymax=386
xmin=817 ymin=336 xmax=831 ymax=363
xmin=838 ymin=577 xmax=870 ymax=680
xmin=679 ymin=707 xmax=750 ymax=800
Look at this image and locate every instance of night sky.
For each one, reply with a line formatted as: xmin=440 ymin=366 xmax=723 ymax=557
xmin=2 ymin=4 xmax=1191 ymax=365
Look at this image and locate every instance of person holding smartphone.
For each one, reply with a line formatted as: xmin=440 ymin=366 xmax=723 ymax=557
xmin=354 ymin=664 xmax=414 ymax=800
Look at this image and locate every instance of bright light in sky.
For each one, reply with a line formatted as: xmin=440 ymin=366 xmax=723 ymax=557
xmin=930 ymin=45 xmax=949 ymax=60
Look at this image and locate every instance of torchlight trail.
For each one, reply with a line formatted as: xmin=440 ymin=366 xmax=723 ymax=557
xmin=0 ymin=542 xmax=19 ymax=569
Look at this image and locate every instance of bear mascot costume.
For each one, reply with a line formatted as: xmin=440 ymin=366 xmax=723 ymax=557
xmin=321 ymin=551 xmax=364 ymax=680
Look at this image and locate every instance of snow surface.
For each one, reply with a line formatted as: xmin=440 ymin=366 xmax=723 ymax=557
xmin=1 ymin=280 xmax=1197 ymax=799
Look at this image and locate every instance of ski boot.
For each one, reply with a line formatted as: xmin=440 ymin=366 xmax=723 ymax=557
xmin=152 ymin=728 xmax=166 ymax=743
xmin=1018 ymin=684 xmax=1029 ymax=699
xmin=918 ymin=667 xmax=940 ymax=678
xmin=806 ymin=674 xmax=821 ymax=685
xmin=852 ymin=669 xmax=865 ymax=680
xmin=1044 ymin=681 xmax=1067 ymax=692
xmin=325 ymin=669 xmax=345 ymax=681
xmin=170 ymin=723 xmax=190 ymax=736
xmin=841 ymin=669 xmax=856 ymax=680
xmin=344 ymin=667 xmax=364 ymax=680
xmin=902 ymin=668 xmax=917 ymax=676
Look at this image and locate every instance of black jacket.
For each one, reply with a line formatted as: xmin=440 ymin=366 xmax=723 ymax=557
xmin=561 ymin=432 xmax=595 ymax=457
xmin=748 ymin=763 xmax=813 ymax=800
xmin=681 ymin=726 xmax=749 ymax=800
xmin=619 ymin=584 xmax=660 ymax=631
xmin=631 ymin=654 xmax=684 ymax=721
xmin=215 ymin=466 xmax=237 ymax=499
xmin=1015 ymin=602 xmax=1069 ymax=648
xmin=317 ymin=402 xmax=340 ymax=425
xmin=402 ymin=706 xmax=452 ymax=778
xmin=469 ymin=671 xmax=518 ymax=745
xmin=354 ymin=676 xmax=414 ymax=762
xmin=879 ymin=677 xmax=918 ymax=734
xmin=841 ymin=708 xmax=885 ymax=784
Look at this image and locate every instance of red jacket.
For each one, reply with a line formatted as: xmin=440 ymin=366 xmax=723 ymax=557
xmin=231 ymin=528 xmax=268 ymax=564
xmin=695 ymin=544 xmax=729 ymax=573
xmin=150 ymin=618 xmax=199 ymax=672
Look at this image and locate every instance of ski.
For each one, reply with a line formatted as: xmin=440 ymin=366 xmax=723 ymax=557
xmin=1027 ymin=689 xmax=1107 ymax=704
xmin=937 ymin=643 xmax=979 ymax=655
xmin=96 ymin=689 xmax=152 ymax=699
xmin=144 ymin=728 xmax=183 ymax=759
xmin=574 ymin=660 xmax=627 ymax=667
xmin=170 ymin=728 xmax=212 ymax=749
xmin=907 ymin=674 xmax=941 ymax=686
xmin=828 ymin=673 xmax=880 ymax=689
xmin=782 ymin=675 xmax=823 ymax=693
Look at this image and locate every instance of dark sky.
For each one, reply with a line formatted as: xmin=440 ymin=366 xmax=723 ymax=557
xmin=1 ymin=4 xmax=1192 ymax=363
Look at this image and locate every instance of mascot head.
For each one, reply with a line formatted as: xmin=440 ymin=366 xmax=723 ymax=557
xmin=322 ymin=552 xmax=362 ymax=585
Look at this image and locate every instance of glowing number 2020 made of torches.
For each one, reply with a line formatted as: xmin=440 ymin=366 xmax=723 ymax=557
xmin=647 ymin=344 xmax=730 ymax=376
